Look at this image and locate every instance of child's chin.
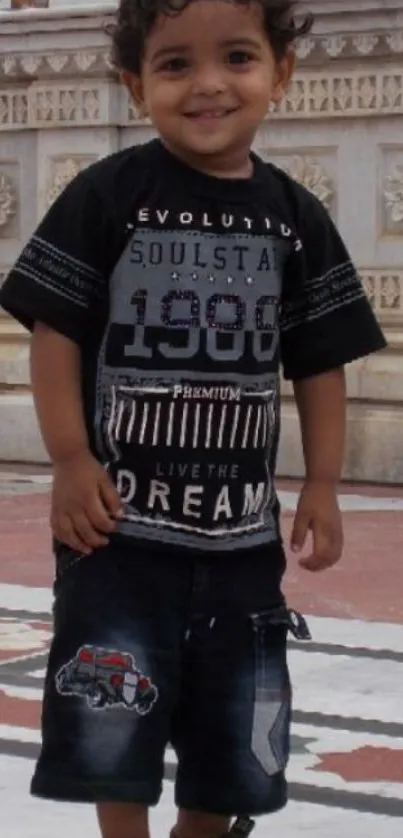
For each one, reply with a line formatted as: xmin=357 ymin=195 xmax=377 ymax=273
xmin=182 ymin=132 xmax=236 ymax=155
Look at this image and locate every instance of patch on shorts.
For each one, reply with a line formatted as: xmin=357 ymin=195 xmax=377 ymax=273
xmin=55 ymin=645 xmax=158 ymax=714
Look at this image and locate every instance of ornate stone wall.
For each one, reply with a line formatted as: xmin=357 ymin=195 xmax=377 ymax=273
xmin=0 ymin=0 xmax=402 ymax=480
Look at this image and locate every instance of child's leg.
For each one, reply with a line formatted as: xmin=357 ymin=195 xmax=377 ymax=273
xmin=97 ymin=802 xmax=149 ymax=838
xmin=172 ymin=810 xmax=230 ymax=838
xmin=30 ymin=545 xmax=190 ymax=832
xmin=170 ymin=552 xmax=292 ymax=835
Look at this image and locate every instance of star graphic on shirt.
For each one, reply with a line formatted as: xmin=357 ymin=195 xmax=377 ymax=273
xmin=208 ymin=274 xmax=216 ymax=283
xmin=171 ymin=271 xmax=180 ymax=281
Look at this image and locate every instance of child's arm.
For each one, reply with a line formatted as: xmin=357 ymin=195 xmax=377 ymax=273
xmin=279 ymin=184 xmax=386 ymax=573
xmin=294 ymin=368 xmax=346 ymax=486
xmin=0 ymin=168 xmax=123 ymax=555
xmin=31 ymin=323 xmax=122 ymax=555
xmin=290 ymin=368 xmax=345 ymax=572
xmin=31 ymin=324 xmax=88 ymax=463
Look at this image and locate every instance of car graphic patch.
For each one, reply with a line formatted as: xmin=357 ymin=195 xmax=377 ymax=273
xmin=55 ymin=645 xmax=158 ymax=714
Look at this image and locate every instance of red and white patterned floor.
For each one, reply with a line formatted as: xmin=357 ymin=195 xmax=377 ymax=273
xmin=1 ymin=475 xmax=403 ymax=836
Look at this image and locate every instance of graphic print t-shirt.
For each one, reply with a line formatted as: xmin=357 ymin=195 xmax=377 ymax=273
xmin=0 ymin=140 xmax=386 ymax=554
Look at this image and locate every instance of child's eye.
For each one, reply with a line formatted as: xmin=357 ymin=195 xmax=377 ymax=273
xmin=158 ymin=57 xmax=188 ymax=73
xmin=228 ymin=50 xmax=255 ymax=66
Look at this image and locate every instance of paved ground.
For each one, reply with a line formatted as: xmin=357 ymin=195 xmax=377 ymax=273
xmin=1 ymin=472 xmax=403 ymax=836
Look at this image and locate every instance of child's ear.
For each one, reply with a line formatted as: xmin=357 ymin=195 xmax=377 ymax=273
xmin=272 ymin=51 xmax=296 ymax=103
xmin=121 ymin=71 xmax=148 ymax=116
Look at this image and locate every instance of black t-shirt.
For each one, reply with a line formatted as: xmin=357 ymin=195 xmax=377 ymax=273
xmin=0 ymin=139 xmax=386 ymax=557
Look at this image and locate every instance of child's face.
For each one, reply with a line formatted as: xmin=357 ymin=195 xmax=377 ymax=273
xmin=124 ymin=0 xmax=294 ymax=175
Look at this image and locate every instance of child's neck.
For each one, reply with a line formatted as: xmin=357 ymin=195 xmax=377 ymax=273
xmin=161 ymin=140 xmax=254 ymax=180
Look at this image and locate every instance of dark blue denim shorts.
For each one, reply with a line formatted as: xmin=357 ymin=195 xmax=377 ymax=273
xmin=31 ymin=542 xmax=308 ymax=816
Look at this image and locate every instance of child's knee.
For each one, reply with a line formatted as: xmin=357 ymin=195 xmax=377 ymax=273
xmin=97 ymin=802 xmax=149 ymax=838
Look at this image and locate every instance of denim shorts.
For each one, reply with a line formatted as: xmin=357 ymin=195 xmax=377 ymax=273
xmin=31 ymin=542 xmax=309 ymax=816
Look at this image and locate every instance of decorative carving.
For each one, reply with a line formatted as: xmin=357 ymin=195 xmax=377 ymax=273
xmin=381 ymin=275 xmax=401 ymax=309
xmin=358 ymin=75 xmax=377 ymax=109
xmin=317 ymin=31 xmax=398 ymax=61
xmin=47 ymin=55 xmax=69 ymax=75
xmin=352 ymin=35 xmax=379 ymax=56
xmin=0 ymin=172 xmax=17 ymax=229
xmin=361 ymin=271 xmax=403 ymax=319
xmin=385 ymin=33 xmax=403 ymax=53
xmin=381 ymin=75 xmax=402 ymax=109
xmin=0 ymin=92 xmax=28 ymax=128
xmin=2 ymin=57 xmax=17 ymax=76
xmin=0 ymin=51 xmax=101 ymax=81
xmin=82 ymin=89 xmax=100 ymax=121
xmin=74 ymin=53 xmax=97 ymax=73
xmin=274 ymin=70 xmax=403 ymax=119
xmin=59 ymin=90 xmax=77 ymax=122
xmin=47 ymin=158 xmax=86 ymax=206
xmin=20 ymin=55 xmax=42 ymax=76
xmin=333 ymin=78 xmax=352 ymax=111
xmin=283 ymin=157 xmax=334 ymax=210
xmin=30 ymin=86 xmax=101 ymax=126
xmin=295 ymin=38 xmax=315 ymax=60
xmin=322 ymin=36 xmax=347 ymax=58
xmin=384 ymin=165 xmax=403 ymax=225
xmin=0 ymin=49 xmax=107 ymax=81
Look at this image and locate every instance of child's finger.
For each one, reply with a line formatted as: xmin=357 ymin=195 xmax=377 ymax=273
xmin=53 ymin=511 xmax=92 ymax=555
xmin=86 ymin=493 xmax=117 ymax=534
xmin=300 ymin=523 xmax=340 ymax=571
xmin=70 ymin=511 xmax=109 ymax=550
xmin=99 ymin=472 xmax=124 ymax=519
xmin=300 ymin=552 xmax=339 ymax=571
xmin=291 ymin=509 xmax=310 ymax=552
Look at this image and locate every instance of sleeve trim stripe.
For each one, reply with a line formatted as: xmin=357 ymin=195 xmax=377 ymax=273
xmin=303 ymin=260 xmax=354 ymax=290
xmin=10 ymin=267 xmax=88 ymax=309
xmin=31 ymin=235 xmax=104 ymax=284
xmin=281 ymin=287 xmax=366 ymax=332
xmin=14 ymin=260 xmax=97 ymax=304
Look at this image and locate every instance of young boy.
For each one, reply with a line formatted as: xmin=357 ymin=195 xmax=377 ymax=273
xmin=0 ymin=1 xmax=386 ymax=837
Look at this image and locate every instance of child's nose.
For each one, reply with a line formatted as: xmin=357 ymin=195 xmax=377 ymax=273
xmin=192 ymin=64 xmax=227 ymax=96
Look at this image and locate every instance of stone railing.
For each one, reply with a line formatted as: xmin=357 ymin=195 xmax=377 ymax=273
xmin=0 ymin=0 xmax=403 ymax=481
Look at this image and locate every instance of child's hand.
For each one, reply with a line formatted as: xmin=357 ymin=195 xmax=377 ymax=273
xmin=51 ymin=451 xmax=123 ymax=554
xmin=290 ymin=480 xmax=343 ymax=572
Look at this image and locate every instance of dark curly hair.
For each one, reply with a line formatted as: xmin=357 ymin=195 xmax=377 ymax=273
xmin=110 ymin=0 xmax=314 ymax=74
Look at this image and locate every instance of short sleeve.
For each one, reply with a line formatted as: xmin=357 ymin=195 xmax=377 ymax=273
xmin=0 ymin=171 xmax=109 ymax=343
xmin=280 ymin=190 xmax=387 ymax=381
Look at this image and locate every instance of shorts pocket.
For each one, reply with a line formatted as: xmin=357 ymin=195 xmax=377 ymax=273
xmin=53 ymin=544 xmax=86 ymax=591
xmin=249 ymin=605 xmax=310 ymax=776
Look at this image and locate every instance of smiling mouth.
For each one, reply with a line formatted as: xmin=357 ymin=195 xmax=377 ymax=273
xmin=184 ymin=107 xmax=239 ymax=119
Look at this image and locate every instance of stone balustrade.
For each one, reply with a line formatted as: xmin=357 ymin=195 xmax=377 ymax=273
xmin=0 ymin=0 xmax=402 ymax=480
